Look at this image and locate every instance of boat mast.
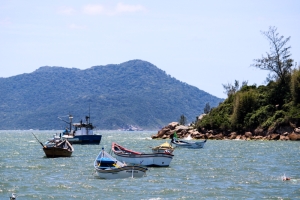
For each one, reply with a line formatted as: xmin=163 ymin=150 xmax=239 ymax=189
xmin=69 ymin=114 xmax=73 ymax=132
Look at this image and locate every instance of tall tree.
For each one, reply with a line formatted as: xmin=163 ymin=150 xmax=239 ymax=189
xmin=251 ymin=26 xmax=293 ymax=83
xmin=203 ymin=102 xmax=211 ymax=114
xmin=179 ymin=114 xmax=187 ymax=125
xmin=222 ymin=80 xmax=248 ymax=97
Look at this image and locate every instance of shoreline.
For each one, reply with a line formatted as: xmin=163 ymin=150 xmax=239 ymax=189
xmin=151 ymin=122 xmax=300 ymax=141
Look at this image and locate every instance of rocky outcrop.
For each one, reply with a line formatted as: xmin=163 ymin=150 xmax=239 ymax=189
xmin=151 ymin=122 xmax=300 ymax=141
xmin=288 ymin=132 xmax=300 ymax=141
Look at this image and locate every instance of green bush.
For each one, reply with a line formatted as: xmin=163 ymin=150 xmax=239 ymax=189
xmin=196 ymin=69 xmax=300 ymax=132
xmin=291 ymin=68 xmax=300 ymax=104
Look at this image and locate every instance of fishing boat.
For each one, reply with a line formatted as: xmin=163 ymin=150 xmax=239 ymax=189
xmin=151 ymin=141 xmax=175 ymax=153
xmin=171 ymin=137 xmax=207 ymax=149
xmin=32 ymin=133 xmax=74 ymax=158
xmin=112 ymin=142 xmax=174 ymax=167
xmin=43 ymin=138 xmax=74 ymax=158
xmin=94 ymin=148 xmax=148 ymax=179
xmin=59 ymin=113 xmax=102 ymax=145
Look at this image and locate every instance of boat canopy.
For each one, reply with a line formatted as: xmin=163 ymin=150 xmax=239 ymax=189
xmin=158 ymin=142 xmax=172 ymax=148
xmin=97 ymin=157 xmax=115 ymax=164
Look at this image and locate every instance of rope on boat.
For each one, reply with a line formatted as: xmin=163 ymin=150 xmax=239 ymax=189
xmin=31 ymin=132 xmax=45 ymax=148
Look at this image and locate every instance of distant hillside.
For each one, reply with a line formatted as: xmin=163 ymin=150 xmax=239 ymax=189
xmin=0 ymin=60 xmax=223 ymax=130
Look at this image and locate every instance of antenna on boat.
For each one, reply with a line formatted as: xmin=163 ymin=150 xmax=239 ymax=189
xmin=58 ymin=114 xmax=73 ymax=132
xmin=68 ymin=114 xmax=73 ymax=132
xmin=89 ymin=104 xmax=91 ymax=123
xmin=31 ymin=132 xmax=45 ymax=147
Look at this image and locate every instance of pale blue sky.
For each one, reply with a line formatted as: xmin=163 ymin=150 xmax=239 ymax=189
xmin=1 ymin=1 xmax=299 ymax=98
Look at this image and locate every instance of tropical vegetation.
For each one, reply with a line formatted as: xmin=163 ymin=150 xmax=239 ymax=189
xmin=196 ymin=27 xmax=300 ymax=135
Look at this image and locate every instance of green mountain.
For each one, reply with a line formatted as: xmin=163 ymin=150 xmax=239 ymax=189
xmin=0 ymin=60 xmax=223 ymax=130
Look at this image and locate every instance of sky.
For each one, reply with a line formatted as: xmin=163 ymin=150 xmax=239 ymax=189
xmin=0 ymin=1 xmax=299 ymax=98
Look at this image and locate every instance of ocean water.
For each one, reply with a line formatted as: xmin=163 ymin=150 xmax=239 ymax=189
xmin=0 ymin=130 xmax=299 ymax=200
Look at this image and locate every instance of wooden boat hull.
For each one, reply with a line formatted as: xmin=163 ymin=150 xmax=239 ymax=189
xmin=112 ymin=143 xmax=174 ymax=167
xmin=43 ymin=147 xmax=73 ymax=158
xmin=114 ymin=153 xmax=173 ymax=167
xmin=95 ymin=166 xmax=147 ymax=179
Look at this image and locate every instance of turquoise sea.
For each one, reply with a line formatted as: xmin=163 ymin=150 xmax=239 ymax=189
xmin=0 ymin=130 xmax=299 ymax=200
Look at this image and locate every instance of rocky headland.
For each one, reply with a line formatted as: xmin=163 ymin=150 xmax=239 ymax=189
xmin=151 ymin=122 xmax=300 ymax=141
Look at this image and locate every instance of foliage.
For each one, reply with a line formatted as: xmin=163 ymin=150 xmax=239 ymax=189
xmin=197 ymin=68 xmax=300 ymax=133
xmin=203 ymin=102 xmax=211 ymax=114
xmin=222 ymin=80 xmax=248 ymax=97
xmin=231 ymin=89 xmax=258 ymax=130
xmin=261 ymin=110 xmax=288 ymax=132
xmin=196 ymin=27 xmax=300 ymax=134
xmin=179 ymin=114 xmax=187 ymax=125
xmin=290 ymin=67 xmax=300 ymax=104
xmin=251 ymin=26 xmax=293 ymax=84
xmin=245 ymin=105 xmax=275 ymax=129
xmin=197 ymin=100 xmax=232 ymax=130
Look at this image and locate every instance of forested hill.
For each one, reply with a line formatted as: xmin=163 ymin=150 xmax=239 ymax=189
xmin=0 ymin=60 xmax=223 ymax=130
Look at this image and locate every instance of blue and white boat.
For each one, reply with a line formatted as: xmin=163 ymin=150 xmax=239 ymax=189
xmin=171 ymin=139 xmax=207 ymax=148
xmin=60 ymin=114 xmax=102 ymax=145
xmin=94 ymin=148 xmax=148 ymax=179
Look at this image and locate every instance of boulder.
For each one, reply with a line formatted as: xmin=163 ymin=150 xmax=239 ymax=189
xmin=254 ymin=128 xmax=265 ymax=136
xmin=283 ymin=132 xmax=289 ymax=136
xmin=253 ymin=136 xmax=264 ymax=140
xmin=190 ymin=130 xmax=200 ymax=137
xmin=198 ymin=114 xmax=206 ymax=121
xmin=245 ymin=132 xmax=252 ymax=138
xmin=151 ymin=135 xmax=159 ymax=139
xmin=162 ymin=135 xmax=169 ymax=139
xmin=194 ymin=133 xmax=206 ymax=139
xmin=156 ymin=128 xmax=169 ymax=138
xmin=167 ymin=122 xmax=179 ymax=130
xmin=229 ymin=132 xmax=237 ymax=140
xmin=240 ymin=135 xmax=247 ymax=140
xmin=175 ymin=125 xmax=189 ymax=132
xmin=294 ymin=128 xmax=300 ymax=134
xmin=288 ymin=132 xmax=300 ymax=141
xmin=279 ymin=135 xmax=289 ymax=140
xmin=207 ymin=133 xmax=215 ymax=139
xmin=270 ymin=133 xmax=280 ymax=140
xmin=214 ymin=133 xmax=224 ymax=140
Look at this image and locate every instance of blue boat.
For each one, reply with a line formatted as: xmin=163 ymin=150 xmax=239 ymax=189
xmin=60 ymin=114 xmax=102 ymax=145
xmin=94 ymin=148 xmax=148 ymax=179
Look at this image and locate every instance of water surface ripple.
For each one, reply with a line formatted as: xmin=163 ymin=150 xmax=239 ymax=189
xmin=0 ymin=130 xmax=299 ymax=199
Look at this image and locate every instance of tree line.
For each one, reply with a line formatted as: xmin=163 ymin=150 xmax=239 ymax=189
xmin=193 ymin=26 xmax=300 ymax=134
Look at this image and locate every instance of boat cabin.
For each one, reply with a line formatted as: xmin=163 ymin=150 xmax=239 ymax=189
xmin=72 ymin=116 xmax=95 ymax=136
xmin=97 ymin=157 xmax=116 ymax=168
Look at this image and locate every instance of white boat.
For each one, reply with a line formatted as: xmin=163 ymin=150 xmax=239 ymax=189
xmin=59 ymin=113 xmax=102 ymax=145
xmin=112 ymin=142 xmax=174 ymax=167
xmin=94 ymin=148 xmax=148 ymax=179
xmin=171 ymin=138 xmax=207 ymax=149
xmin=151 ymin=141 xmax=175 ymax=153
